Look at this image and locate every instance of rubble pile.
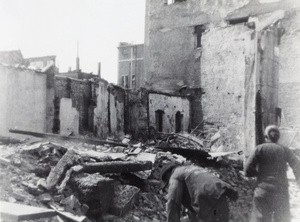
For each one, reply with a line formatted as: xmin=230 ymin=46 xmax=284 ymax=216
xmin=0 ymin=134 xmax=299 ymax=222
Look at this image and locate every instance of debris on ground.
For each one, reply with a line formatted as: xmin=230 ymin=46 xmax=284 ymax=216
xmin=0 ymin=132 xmax=300 ymax=222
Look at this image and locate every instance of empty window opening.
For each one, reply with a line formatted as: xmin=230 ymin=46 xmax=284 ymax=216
xmin=195 ymin=25 xmax=205 ymax=48
xmin=155 ymin=110 xmax=164 ymax=132
xmin=132 ymin=74 xmax=136 ymax=89
xmin=165 ymin=0 xmax=186 ymax=5
xmin=175 ymin=111 xmax=183 ymax=133
xmin=122 ymin=75 xmax=129 ymax=88
xmin=228 ymin=17 xmax=249 ymax=25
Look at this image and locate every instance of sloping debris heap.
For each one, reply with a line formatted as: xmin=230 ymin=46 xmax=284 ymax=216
xmin=0 ymin=133 xmax=299 ymax=222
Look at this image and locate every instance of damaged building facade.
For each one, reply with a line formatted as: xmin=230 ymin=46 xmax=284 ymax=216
xmin=141 ymin=0 xmax=300 ymax=156
xmin=1 ymin=0 xmax=300 ymax=158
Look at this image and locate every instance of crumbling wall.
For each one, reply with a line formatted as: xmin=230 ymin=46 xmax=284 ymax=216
xmin=59 ymin=98 xmax=79 ymax=135
xmin=93 ymin=79 xmax=109 ymax=139
xmin=54 ymin=77 xmax=92 ymax=135
xmin=143 ymin=0 xmax=251 ymax=92
xmin=0 ymin=65 xmax=49 ymax=136
xmin=108 ymin=85 xmax=125 ymax=139
xmin=257 ymin=25 xmax=281 ymax=129
xmin=45 ymin=74 xmax=55 ymax=133
xmin=148 ymin=93 xmax=190 ymax=133
xmin=201 ymin=25 xmax=255 ymax=152
xmin=126 ymin=88 xmax=149 ymax=140
xmin=279 ymin=10 xmax=300 ymax=128
xmin=279 ymin=83 xmax=300 ymax=128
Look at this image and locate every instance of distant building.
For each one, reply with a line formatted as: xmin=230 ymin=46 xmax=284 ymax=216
xmin=24 ymin=55 xmax=56 ymax=71
xmin=0 ymin=50 xmax=57 ymax=74
xmin=117 ymin=42 xmax=144 ymax=89
xmin=0 ymin=50 xmax=23 ymax=66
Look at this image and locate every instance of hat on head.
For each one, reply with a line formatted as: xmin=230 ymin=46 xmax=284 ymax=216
xmin=160 ymin=163 xmax=177 ymax=190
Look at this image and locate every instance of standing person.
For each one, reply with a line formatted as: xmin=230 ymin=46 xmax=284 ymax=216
xmin=245 ymin=125 xmax=300 ymax=222
xmin=160 ymin=163 xmax=238 ymax=222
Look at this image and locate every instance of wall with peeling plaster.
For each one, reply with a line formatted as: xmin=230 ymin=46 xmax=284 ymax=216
xmin=257 ymin=26 xmax=281 ymax=129
xmin=278 ymin=10 xmax=300 ymax=128
xmin=93 ymin=79 xmax=109 ymax=139
xmin=201 ymin=24 xmax=255 ymax=152
xmin=148 ymin=94 xmax=190 ymax=133
xmin=60 ymin=98 xmax=79 ymax=135
xmin=126 ymin=89 xmax=149 ymax=140
xmin=143 ymin=0 xmax=251 ymax=92
xmin=0 ymin=65 xmax=49 ymax=136
xmin=54 ymin=77 xmax=92 ymax=135
xmin=144 ymin=0 xmax=299 ymax=155
xmin=108 ymin=85 xmax=125 ymax=139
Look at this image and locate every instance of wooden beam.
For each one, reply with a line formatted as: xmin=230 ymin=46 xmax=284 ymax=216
xmin=9 ymin=129 xmax=127 ymax=147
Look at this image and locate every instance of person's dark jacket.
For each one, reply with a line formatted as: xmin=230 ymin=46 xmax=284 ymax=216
xmin=166 ymin=165 xmax=237 ymax=222
xmin=245 ymin=142 xmax=300 ymax=192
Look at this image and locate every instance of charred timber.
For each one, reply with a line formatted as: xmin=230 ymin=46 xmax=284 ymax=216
xmin=81 ymin=160 xmax=152 ymax=174
xmin=9 ymin=129 xmax=127 ymax=147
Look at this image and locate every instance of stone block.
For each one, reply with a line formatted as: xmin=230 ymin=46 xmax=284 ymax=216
xmin=70 ymin=173 xmax=114 ymax=216
xmin=109 ymin=184 xmax=140 ymax=217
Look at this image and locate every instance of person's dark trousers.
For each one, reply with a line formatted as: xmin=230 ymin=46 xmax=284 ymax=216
xmin=191 ymin=194 xmax=229 ymax=222
xmin=251 ymin=188 xmax=291 ymax=222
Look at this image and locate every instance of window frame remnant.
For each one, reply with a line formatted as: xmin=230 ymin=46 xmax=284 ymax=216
xmin=194 ymin=25 xmax=205 ymax=48
xmin=165 ymin=0 xmax=186 ymax=5
xmin=228 ymin=17 xmax=249 ymax=25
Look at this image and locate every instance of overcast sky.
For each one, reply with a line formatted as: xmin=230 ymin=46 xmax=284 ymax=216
xmin=0 ymin=0 xmax=146 ymax=83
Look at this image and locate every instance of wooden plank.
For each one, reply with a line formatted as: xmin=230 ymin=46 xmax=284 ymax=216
xmin=0 ymin=201 xmax=56 ymax=221
xmin=9 ymin=129 xmax=127 ymax=147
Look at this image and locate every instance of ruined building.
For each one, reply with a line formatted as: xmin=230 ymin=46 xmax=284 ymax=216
xmin=140 ymin=0 xmax=300 ymax=156
xmin=0 ymin=0 xmax=300 ymax=158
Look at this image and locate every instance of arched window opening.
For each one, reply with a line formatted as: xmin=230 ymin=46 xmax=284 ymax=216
xmin=155 ymin=110 xmax=164 ymax=132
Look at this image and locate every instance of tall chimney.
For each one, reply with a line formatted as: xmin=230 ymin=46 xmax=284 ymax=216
xmin=98 ymin=62 xmax=101 ymax=78
xmin=76 ymin=57 xmax=80 ymax=71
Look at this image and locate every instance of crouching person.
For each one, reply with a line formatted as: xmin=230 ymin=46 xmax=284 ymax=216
xmin=160 ymin=163 xmax=238 ymax=222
